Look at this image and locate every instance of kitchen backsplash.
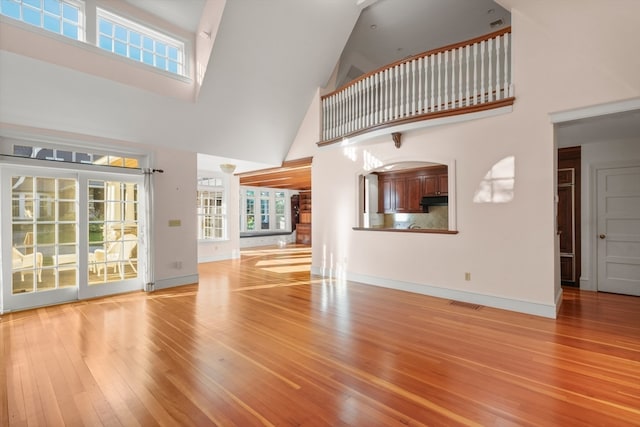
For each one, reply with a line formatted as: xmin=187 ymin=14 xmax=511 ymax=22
xmin=383 ymin=206 xmax=449 ymax=230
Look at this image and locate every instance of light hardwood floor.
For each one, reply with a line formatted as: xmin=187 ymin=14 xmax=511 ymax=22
xmin=1 ymin=245 xmax=639 ymax=426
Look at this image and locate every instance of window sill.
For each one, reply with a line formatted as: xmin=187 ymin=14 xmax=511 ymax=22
xmin=352 ymin=227 xmax=458 ymax=235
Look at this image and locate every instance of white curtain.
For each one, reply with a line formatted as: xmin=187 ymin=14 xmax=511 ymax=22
xmin=143 ymin=169 xmax=155 ymax=290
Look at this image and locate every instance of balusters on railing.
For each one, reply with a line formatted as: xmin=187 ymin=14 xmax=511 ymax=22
xmin=480 ymin=40 xmax=486 ymax=104
xmin=375 ymin=74 xmax=379 ymax=124
xmin=369 ymin=75 xmax=374 ymax=126
xmin=430 ymin=55 xmax=435 ymax=113
xmin=472 ymin=43 xmax=478 ymax=105
xmin=503 ymin=33 xmax=510 ymax=97
xmin=487 ymin=39 xmax=495 ymax=102
xmin=449 ymin=49 xmax=454 ymax=109
xmin=407 ymin=61 xmax=411 ymax=116
xmin=417 ymin=57 xmax=422 ymax=113
xmin=401 ymin=63 xmax=407 ymax=118
xmin=422 ymin=56 xmax=427 ymax=113
xmin=320 ymin=28 xmax=512 ymax=143
xmin=364 ymin=76 xmax=369 ymax=128
xmin=411 ymin=60 xmax=416 ymax=115
xmin=495 ymin=35 xmax=501 ymax=100
xmin=457 ymin=47 xmax=462 ymax=108
xmin=436 ymin=52 xmax=441 ymax=111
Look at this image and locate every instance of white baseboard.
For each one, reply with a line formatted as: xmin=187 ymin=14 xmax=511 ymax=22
xmin=239 ymin=234 xmax=296 ymax=248
xmin=152 ymin=274 xmax=199 ymax=291
xmin=198 ymin=252 xmax=239 ymax=263
xmin=554 ymin=287 xmax=564 ymax=315
xmin=580 ymin=277 xmax=594 ymax=291
xmin=311 ymin=266 xmax=559 ymax=319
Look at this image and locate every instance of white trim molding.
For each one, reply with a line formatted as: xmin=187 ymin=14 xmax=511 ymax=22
xmin=153 ymin=274 xmax=199 ymax=291
xmin=550 ymin=97 xmax=640 ymax=124
xmin=311 ymin=266 xmax=560 ymax=319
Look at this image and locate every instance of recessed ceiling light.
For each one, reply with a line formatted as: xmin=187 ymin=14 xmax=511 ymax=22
xmin=488 ymin=8 xmax=495 ymax=14
xmin=370 ymin=24 xmax=377 ymax=30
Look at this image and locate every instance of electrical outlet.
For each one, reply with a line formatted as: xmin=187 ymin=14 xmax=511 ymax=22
xmin=465 ymin=272 xmax=471 ymax=281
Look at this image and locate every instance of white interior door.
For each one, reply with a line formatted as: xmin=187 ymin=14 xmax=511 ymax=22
xmin=597 ymin=165 xmax=640 ymax=295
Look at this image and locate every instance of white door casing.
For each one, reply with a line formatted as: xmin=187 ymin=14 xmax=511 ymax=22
xmin=596 ymin=165 xmax=640 ymax=296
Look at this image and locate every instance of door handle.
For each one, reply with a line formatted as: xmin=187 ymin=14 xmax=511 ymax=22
xmin=599 ymin=234 xmax=606 ymax=239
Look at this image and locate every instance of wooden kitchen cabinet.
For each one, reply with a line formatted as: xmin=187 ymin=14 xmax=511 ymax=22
xmin=379 ymin=177 xmax=392 ymax=213
xmin=377 ymin=165 xmax=448 ymax=213
xmin=378 ymin=176 xmax=408 ymax=213
xmin=394 ymin=177 xmax=408 ymax=212
xmin=423 ymin=170 xmax=447 ymax=196
xmin=438 ymin=174 xmax=448 ymax=195
xmin=406 ymin=175 xmax=424 ymax=212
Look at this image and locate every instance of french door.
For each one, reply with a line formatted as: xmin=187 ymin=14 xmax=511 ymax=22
xmin=1 ymin=166 xmax=145 ymax=312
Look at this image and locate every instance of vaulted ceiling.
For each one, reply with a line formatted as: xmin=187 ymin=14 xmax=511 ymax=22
xmin=0 ymin=1 xmax=362 ymax=168
xmin=3 ymin=0 xmax=634 ymax=188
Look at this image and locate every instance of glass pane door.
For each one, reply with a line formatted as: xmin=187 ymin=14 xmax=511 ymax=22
xmin=2 ymin=168 xmax=145 ymax=312
xmin=80 ymin=177 xmax=142 ymax=300
xmin=3 ymin=172 xmax=79 ymax=310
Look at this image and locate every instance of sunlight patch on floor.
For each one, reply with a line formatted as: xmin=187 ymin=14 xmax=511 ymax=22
xmin=242 ymin=247 xmax=310 ymax=257
xmin=261 ymin=265 xmax=311 ymax=274
xmin=256 ymin=257 xmax=311 ymax=267
xmin=232 ymin=278 xmax=324 ymax=292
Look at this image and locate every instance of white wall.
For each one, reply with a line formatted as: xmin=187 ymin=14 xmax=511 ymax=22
xmin=291 ymin=0 xmax=640 ymax=318
xmin=285 ymin=89 xmax=321 ymax=161
xmin=143 ymin=147 xmax=199 ymax=290
xmin=580 ymin=138 xmax=640 ymax=291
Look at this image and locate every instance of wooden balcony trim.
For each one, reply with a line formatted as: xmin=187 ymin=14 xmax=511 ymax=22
xmin=317 ymin=97 xmax=515 ymax=147
xmin=322 ymin=26 xmax=512 ymax=101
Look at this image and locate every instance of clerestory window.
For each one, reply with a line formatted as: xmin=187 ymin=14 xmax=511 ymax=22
xmin=97 ymin=8 xmax=185 ymax=76
xmin=0 ymin=0 xmax=84 ymax=40
xmin=1 ymin=1 xmax=187 ymax=78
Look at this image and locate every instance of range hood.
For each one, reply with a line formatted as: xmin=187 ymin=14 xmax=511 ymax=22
xmin=419 ymin=195 xmax=448 ymax=212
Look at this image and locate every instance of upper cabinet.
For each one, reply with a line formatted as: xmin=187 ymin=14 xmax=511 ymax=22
xmin=377 ymin=165 xmax=448 ymax=213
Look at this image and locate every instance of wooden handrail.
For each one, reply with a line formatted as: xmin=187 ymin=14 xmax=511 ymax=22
xmin=322 ymin=26 xmax=512 ymax=100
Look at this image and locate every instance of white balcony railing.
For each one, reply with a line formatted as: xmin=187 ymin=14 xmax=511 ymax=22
xmin=320 ymin=27 xmax=514 ymax=145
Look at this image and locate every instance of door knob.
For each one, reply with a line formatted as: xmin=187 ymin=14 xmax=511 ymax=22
xmin=599 ymin=234 xmax=606 ymax=239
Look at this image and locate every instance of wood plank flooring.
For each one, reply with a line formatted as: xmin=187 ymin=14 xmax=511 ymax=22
xmin=1 ymin=245 xmax=640 ymax=426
